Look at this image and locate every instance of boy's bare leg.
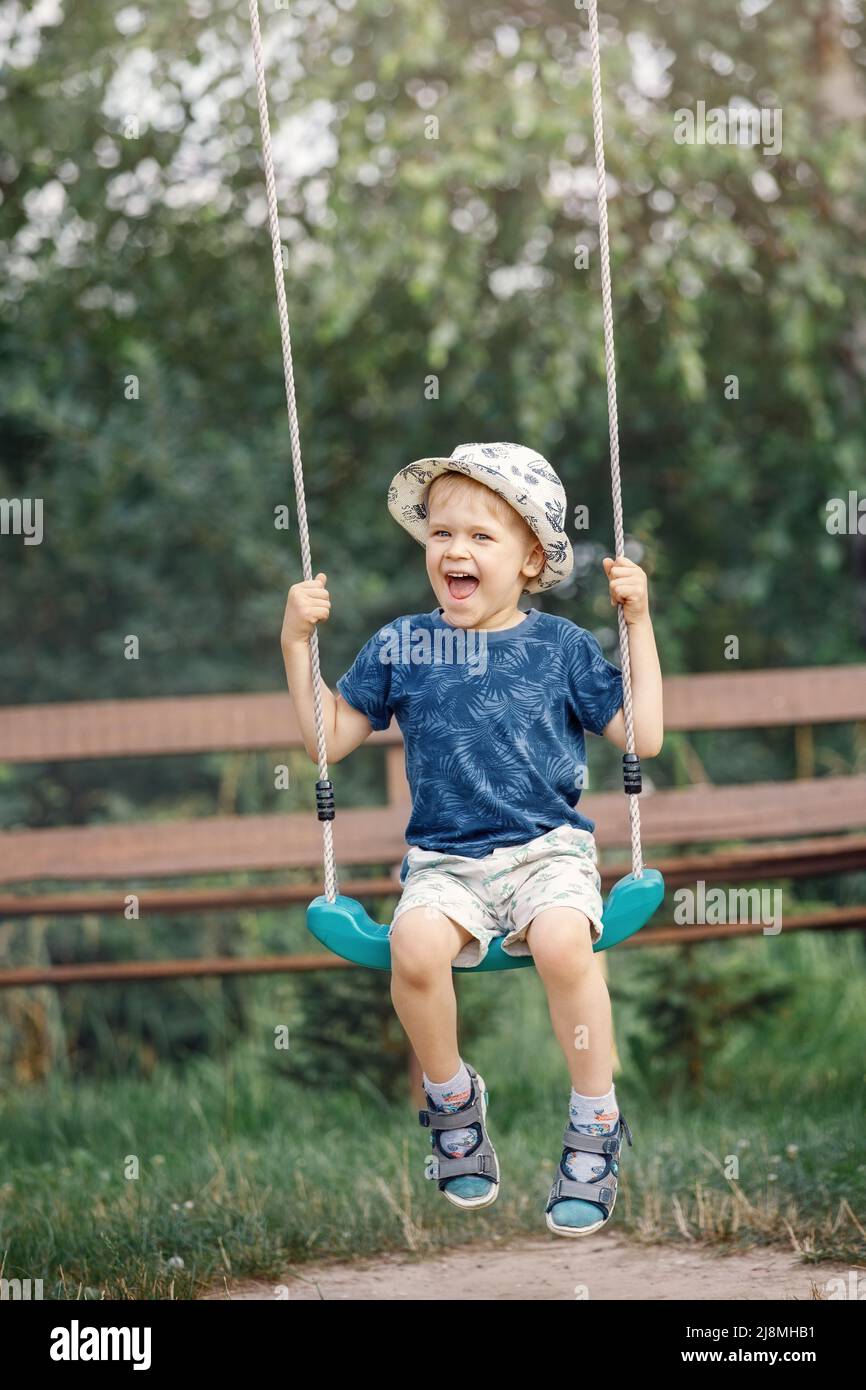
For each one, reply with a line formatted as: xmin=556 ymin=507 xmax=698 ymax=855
xmin=389 ymin=908 xmax=475 ymax=1081
xmin=525 ymin=907 xmax=613 ymax=1093
xmin=526 ymin=906 xmax=621 ymax=1228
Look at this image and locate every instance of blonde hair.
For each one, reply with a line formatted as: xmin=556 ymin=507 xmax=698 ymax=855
xmin=426 ymin=470 xmax=531 ymax=536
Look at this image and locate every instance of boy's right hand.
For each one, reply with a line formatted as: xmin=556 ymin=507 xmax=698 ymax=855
xmin=282 ymin=573 xmax=331 ymax=646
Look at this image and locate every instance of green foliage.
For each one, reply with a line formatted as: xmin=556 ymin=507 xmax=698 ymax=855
xmin=617 ymin=941 xmax=794 ymax=1101
xmin=2 ymin=0 xmax=864 ymax=701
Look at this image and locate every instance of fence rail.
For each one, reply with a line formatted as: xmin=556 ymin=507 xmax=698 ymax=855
xmin=2 ymin=906 xmax=864 ymax=990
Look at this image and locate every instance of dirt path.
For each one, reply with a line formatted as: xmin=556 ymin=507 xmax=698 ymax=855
xmin=200 ymin=1235 xmax=852 ymax=1301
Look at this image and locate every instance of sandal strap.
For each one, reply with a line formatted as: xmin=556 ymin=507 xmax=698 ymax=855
xmin=426 ymin=1147 xmax=497 ymax=1181
xmin=417 ymin=1062 xmax=488 ymax=1132
xmin=547 ymin=1173 xmax=616 ymax=1212
xmin=561 ymin=1126 xmax=616 ymax=1154
xmin=418 ymin=1097 xmax=483 ymax=1131
xmin=561 ymin=1111 xmax=633 ymax=1154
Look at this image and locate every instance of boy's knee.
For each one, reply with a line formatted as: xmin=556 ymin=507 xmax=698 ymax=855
xmin=526 ymin=908 xmax=596 ymax=973
xmin=390 ymin=908 xmax=469 ymax=979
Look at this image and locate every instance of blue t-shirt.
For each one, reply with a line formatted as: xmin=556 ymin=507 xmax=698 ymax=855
xmin=335 ymin=606 xmax=623 ymax=869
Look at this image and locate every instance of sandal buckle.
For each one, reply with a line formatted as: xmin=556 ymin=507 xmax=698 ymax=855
xmin=424 ymin=1156 xmax=440 ymax=1180
xmin=418 ymin=1110 xmax=430 ymax=1127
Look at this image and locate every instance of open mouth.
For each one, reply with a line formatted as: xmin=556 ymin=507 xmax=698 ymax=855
xmin=445 ymin=572 xmax=479 ymax=601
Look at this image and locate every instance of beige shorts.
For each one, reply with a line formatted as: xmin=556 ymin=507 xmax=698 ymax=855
xmin=390 ymin=823 xmax=605 ymax=968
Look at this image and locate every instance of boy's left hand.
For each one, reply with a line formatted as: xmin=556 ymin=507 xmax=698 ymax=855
xmin=602 ymin=555 xmax=650 ymax=625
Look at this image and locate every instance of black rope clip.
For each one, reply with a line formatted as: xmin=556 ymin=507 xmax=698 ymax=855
xmin=622 ymin=753 xmax=642 ymax=795
xmin=315 ymin=779 xmax=335 ymax=821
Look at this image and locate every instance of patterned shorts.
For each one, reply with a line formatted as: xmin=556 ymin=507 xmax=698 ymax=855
xmin=389 ymin=823 xmax=604 ymax=968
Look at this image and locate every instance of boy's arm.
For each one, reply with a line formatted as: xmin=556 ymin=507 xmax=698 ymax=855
xmin=600 ymin=616 xmax=663 ymax=755
xmin=282 ymin=637 xmax=376 ymax=765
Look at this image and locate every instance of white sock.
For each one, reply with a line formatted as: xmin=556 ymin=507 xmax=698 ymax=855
xmin=423 ymin=1061 xmax=477 ymax=1158
xmin=564 ymin=1084 xmax=619 ymax=1186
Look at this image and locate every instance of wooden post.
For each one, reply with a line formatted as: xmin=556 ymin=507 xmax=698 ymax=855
xmin=795 ymin=724 xmax=815 ymax=779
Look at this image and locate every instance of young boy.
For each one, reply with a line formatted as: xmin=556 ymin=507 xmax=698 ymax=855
xmin=281 ymin=441 xmax=663 ymax=1238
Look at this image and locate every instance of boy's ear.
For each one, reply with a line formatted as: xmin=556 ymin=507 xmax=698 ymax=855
xmin=526 ymin=541 xmax=546 ymax=577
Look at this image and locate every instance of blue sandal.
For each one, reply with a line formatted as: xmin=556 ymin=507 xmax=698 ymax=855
xmin=545 ymin=1111 xmax=633 ymax=1237
xmin=418 ymin=1063 xmax=500 ymax=1210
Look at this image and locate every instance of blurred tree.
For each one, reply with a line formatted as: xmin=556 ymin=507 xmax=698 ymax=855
xmin=617 ymin=942 xmax=794 ymax=1101
xmin=1 ymin=0 xmax=864 ymax=701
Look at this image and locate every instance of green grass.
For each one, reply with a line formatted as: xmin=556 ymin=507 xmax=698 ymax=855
xmin=1 ymin=925 xmax=864 ymax=1299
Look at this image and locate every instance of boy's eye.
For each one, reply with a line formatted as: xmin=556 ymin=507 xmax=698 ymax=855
xmin=432 ymin=530 xmax=492 ymax=541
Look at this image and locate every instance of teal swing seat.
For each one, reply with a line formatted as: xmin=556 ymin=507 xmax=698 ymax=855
xmin=308 ymin=868 xmax=664 ymax=973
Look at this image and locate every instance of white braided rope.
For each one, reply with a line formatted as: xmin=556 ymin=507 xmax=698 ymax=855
xmin=248 ymin=0 xmax=339 ymax=901
xmin=586 ymin=0 xmax=644 ymax=879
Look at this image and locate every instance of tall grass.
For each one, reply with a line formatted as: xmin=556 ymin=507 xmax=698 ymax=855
xmin=1 ymin=924 xmax=864 ymax=1298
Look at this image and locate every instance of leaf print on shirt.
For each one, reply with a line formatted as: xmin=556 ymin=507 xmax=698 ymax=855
xmin=339 ymin=609 xmax=613 ymax=857
xmin=431 ymin=786 xmax=526 ymax=835
xmin=489 ymin=646 xmax=548 ymax=734
xmin=406 ymin=672 xmax=488 ymax=742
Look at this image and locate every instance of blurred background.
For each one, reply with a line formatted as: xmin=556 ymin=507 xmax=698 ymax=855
xmin=0 ymin=0 xmax=864 ymax=1297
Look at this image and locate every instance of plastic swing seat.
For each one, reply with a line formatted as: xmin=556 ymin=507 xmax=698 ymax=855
xmin=307 ymin=867 xmax=664 ymax=973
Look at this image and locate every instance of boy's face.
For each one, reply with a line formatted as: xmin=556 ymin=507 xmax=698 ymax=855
xmin=425 ymin=484 xmax=546 ymax=626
